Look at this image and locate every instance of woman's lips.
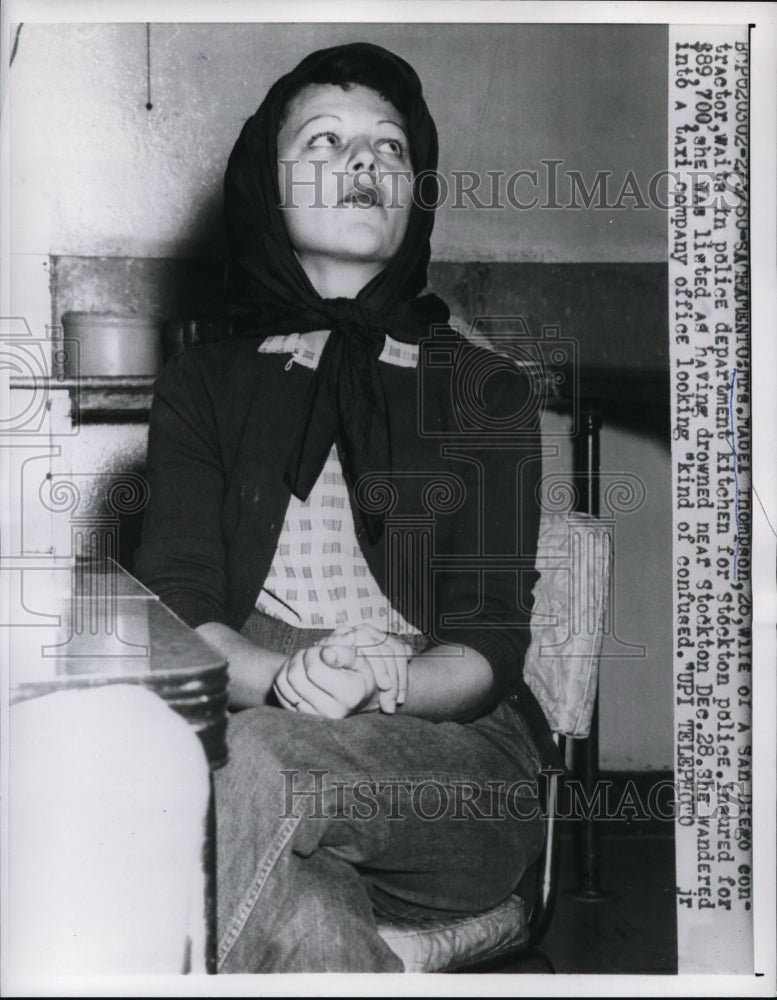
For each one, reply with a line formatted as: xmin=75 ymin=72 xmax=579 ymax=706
xmin=339 ymin=188 xmax=382 ymax=208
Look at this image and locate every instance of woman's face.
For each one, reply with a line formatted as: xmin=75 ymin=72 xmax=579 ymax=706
xmin=277 ymin=83 xmax=414 ymax=270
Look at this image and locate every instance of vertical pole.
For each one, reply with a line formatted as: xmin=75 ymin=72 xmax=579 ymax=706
xmin=569 ymin=403 xmax=614 ymax=901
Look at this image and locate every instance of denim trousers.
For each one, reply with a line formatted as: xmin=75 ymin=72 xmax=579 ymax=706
xmin=214 ymin=611 xmax=545 ymax=973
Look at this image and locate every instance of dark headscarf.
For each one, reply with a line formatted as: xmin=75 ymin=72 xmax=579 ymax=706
xmin=224 ymin=42 xmax=450 ymax=542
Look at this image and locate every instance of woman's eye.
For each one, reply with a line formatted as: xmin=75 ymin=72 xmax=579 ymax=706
xmin=378 ymin=138 xmax=405 ymax=158
xmin=308 ymin=131 xmax=340 ymax=149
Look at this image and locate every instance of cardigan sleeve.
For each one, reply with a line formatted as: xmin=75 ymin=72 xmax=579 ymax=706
xmin=431 ymin=356 xmax=543 ymax=721
xmin=134 ymin=353 xmax=230 ymax=629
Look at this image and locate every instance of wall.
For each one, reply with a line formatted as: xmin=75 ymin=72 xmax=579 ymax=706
xmin=8 ymin=21 xmax=672 ymax=769
xmin=10 ymin=22 xmax=667 ymax=264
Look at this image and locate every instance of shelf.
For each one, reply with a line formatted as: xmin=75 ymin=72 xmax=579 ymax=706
xmin=10 ymin=367 xmax=670 ymax=430
xmin=10 ymin=376 xmax=156 ymax=423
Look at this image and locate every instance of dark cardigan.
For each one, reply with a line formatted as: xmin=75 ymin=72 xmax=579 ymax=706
xmin=135 ymin=331 xmax=549 ymax=731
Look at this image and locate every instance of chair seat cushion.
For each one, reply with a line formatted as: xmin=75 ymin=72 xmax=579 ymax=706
xmin=375 ymin=893 xmax=528 ymax=973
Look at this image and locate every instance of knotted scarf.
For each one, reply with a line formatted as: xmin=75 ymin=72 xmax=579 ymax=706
xmin=223 ymin=42 xmax=451 ymax=542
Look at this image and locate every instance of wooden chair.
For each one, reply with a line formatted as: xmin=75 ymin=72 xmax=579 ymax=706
xmin=375 ymin=510 xmax=613 ymax=972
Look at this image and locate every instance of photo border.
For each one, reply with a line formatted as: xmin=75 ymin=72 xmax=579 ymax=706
xmin=0 ymin=2 xmax=774 ymax=997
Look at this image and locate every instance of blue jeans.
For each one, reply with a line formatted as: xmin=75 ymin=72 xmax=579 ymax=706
xmin=215 ymin=612 xmax=544 ymax=973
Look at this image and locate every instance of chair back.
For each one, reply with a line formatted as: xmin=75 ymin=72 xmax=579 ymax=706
xmin=523 ymin=511 xmax=613 ymax=739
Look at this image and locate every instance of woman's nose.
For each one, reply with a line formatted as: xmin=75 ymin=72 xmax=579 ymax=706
xmin=347 ymin=139 xmax=377 ymax=177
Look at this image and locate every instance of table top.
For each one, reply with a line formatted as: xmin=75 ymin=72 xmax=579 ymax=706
xmin=7 ymin=559 xmax=229 ymax=765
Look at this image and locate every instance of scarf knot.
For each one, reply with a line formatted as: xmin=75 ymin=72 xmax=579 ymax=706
xmin=319 ymin=297 xmax=372 ymax=330
xmin=318 ymin=297 xmax=387 ymax=363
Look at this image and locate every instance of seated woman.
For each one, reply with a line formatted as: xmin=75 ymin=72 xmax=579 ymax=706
xmin=136 ymin=41 xmax=551 ymax=973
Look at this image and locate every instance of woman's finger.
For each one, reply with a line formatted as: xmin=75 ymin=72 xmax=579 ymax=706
xmin=388 ymin=636 xmax=412 ymax=705
xmin=273 ymin=683 xmax=298 ymax=711
xmin=307 ymin=657 xmax=370 ymax=713
xmin=367 ymin=634 xmax=413 ymax=709
xmin=276 ymin=650 xmax=344 ymax=717
xmin=284 ymin=648 xmax=349 ymax=714
xmin=273 ymin=660 xmax=308 ymax=712
xmin=352 ymin=640 xmax=398 ymax=713
xmin=311 ymin=628 xmax=412 ymax=713
xmin=368 ymin=654 xmax=396 ymax=714
xmin=318 ymin=643 xmax=356 ymax=671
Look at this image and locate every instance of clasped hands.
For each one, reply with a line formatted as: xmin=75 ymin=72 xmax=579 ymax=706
xmin=273 ymin=623 xmax=413 ymax=719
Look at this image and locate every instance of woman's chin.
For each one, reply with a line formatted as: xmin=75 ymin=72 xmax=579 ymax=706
xmin=316 ymin=238 xmax=397 ymax=266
